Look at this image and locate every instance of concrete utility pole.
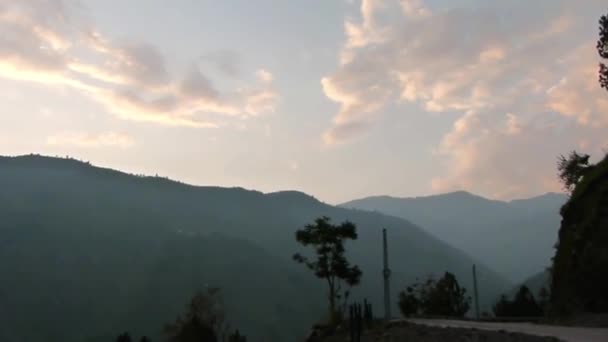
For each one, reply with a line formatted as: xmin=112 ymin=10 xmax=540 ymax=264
xmin=382 ymin=228 xmax=391 ymax=322
xmin=473 ymin=264 xmax=480 ymax=320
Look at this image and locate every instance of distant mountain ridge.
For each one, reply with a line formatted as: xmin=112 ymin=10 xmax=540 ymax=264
xmin=0 ymin=155 xmax=510 ymax=342
xmin=510 ymin=270 xmax=551 ymax=298
xmin=341 ymin=191 xmax=567 ymax=283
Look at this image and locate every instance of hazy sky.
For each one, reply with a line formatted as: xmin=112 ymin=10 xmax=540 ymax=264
xmin=1 ymin=0 xmax=607 ymax=204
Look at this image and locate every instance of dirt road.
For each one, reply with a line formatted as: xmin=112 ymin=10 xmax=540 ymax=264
xmin=406 ymin=319 xmax=608 ymax=342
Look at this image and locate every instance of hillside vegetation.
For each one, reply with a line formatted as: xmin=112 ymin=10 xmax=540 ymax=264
xmin=0 ymin=155 xmax=509 ymax=342
xmin=551 ymin=154 xmax=608 ymax=314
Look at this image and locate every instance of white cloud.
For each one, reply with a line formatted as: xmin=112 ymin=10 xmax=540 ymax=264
xmin=323 ymin=0 xmax=608 ymax=199
xmin=0 ymin=0 xmax=279 ymax=129
xmin=340 ymin=0 xmax=391 ymax=64
xmin=244 ymin=89 xmax=278 ymax=116
xmin=399 ymin=0 xmax=431 ymax=18
xmin=255 ymin=69 xmax=274 ymax=83
xmin=47 ymin=131 xmax=135 ymax=148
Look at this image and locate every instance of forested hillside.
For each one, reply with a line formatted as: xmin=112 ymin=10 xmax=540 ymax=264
xmin=551 ymin=154 xmax=608 ymax=314
xmin=0 ymin=155 xmax=509 ymax=342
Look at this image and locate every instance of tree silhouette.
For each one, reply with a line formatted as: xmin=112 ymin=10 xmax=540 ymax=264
xmin=538 ymin=287 xmax=549 ymax=313
xmin=493 ymin=286 xmax=543 ymax=317
xmin=492 ymin=295 xmax=511 ymax=317
xmin=423 ymin=272 xmax=470 ymax=317
xmin=398 ymin=272 xmax=470 ymax=317
xmin=548 ymin=12 xmax=608 ymax=314
xmin=512 ymin=286 xmax=543 ymax=317
xmin=557 ymin=151 xmax=590 ymax=193
xmin=598 ymin=11 xmax=608 ymax=90
xmin=139 ymin=337 xmax=151 ymax=342
xmin=398 ymin=286 xmax=420 ymax=317
xmin=551 ymin=152 xmax=608 ymax=314
xmin=228 ymin=329 xmax=247 ymax=342
xmin=164 ymin=288 xmax=229 ymax=342
xmin=115 ymin=333 xmax=132 ymax=342
xmin=293 ymin=216 xmax=362 ymax=322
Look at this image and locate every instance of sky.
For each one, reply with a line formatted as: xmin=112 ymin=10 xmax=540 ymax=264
xmin=1 ymin=0 xmax=607 ymax=204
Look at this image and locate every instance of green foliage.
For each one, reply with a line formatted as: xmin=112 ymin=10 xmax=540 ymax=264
xmin=116 ymin=333 xmax=132 ymax=342
xmin=398 ymin=286 xmax=419 ymax=317
xmin=293 ymin=216 xmax=362 ymax=321
xmin=551 ymin=153 xmax=608 ymax=314
xmin=493 ymin=286 xmax=543 ymax=317
xmin=228 ymin=330 xmax=247 ymax=342
xmin=398 ymin=272 xmax=471 ymax=317
xmin=599 ymin=11 xmax=608 ymax=90
xmin=0 ymin=155 xmax=511 ymax=341
xmin=557 ymin=151 xmax=591 ymax=193
xmin=115 ymin=333 xmax=151 ymax=342
xmin=164 ymin=289 xmax=227 ymax=342
xmin=423 ymin=272 xmax=471 ymax=317
xmin=538 ymin=287 xmax=549 ymax=310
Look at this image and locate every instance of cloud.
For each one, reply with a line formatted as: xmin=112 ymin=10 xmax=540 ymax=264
xmin=545 ymin=45 xmax=608 ymax=127
xmin=344 ymin=0 xmax=386 ymax=47
xmin=47 ymin=131 xmax=135 ymax=148
xmin=200 ymin=49 xmax=241 ymax=77
xmin=399 ymin=0 xmax=431 ymax=18
xmin=255 ymin=69 xmax=274 ymax=83
xmin=323 ymin=0 xmax=608 ymax=198
xmin=243 ymin=88 xmax=279 ymax=116
xmin=0 ymin=0 xmax=278 ymax=128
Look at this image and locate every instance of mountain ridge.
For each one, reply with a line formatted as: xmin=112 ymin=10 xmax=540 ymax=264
xmin=0 ymin=154 xmax=511 ymax=342
xmin=342 ymin=190 xmax=565 ymax=207
xmin=341 ymin=191 xmax=567 ymax=283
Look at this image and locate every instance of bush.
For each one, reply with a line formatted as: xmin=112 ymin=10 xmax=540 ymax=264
xmin=398 ymin=272 xmax=471 ymax=317
xmin=493 ymin=286 xmax=543 ymax=317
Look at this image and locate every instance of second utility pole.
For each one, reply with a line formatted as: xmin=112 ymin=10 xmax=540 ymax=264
xmin=383 ymin=228 xmax=391 ymax=322
xmin=473 ymin=264 xmax=480 ymax=320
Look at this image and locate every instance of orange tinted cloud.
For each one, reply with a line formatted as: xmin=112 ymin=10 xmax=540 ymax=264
xmin=323 ymin=0 xmax=608 ymax=199
xmin=0 ymin=0 xmax=278 ymax=129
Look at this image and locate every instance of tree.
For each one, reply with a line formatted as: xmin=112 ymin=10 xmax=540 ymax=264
xmin=492 ymin=295 xmax=511 ymax=317
xmin=493 ymin=286 xmax=543 ymax=317
xmin=538 ymin=287 xmax=549 ymax=313
xmin=293 ymin=216 xmax=362 ymax=322
xmin=423 ymin=272 xmax=471 ymax=317
xmin=548 ymin=11 xmax=608 ymax=314
xmin=551 ymin=152 xmax=608 ymax=314
xmin=398 ymin=286 xmax=420 ymax=317
xmin=398 ymin=272 xmax=470 ymax=317
xmin=228 ymin=329 xmax=247 ymax=342
xmin=598 ymin=11 xmax=608 ymax=90
xmin=164 ymin=288 xmax=229 ymax=342
xmin=115 ymin=333 xmax=132 ymax=342
xmin=557 ymin=151 xmax=590 ymax=193
xmin=139 ymin=337 xmax=151 ymax=342
xmin=512 ymin=286 xmax=543 ymax=317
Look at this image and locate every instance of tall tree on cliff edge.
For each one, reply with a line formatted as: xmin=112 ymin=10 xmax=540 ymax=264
xmin=598 ymin=11 xmax=608 ymax=90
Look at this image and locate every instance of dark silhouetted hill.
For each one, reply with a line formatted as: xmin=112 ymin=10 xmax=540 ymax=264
xmin=551 ymin=154 xmax=608 ymax=314
xmin=0 ymin=155 xmax=509 ymax=342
